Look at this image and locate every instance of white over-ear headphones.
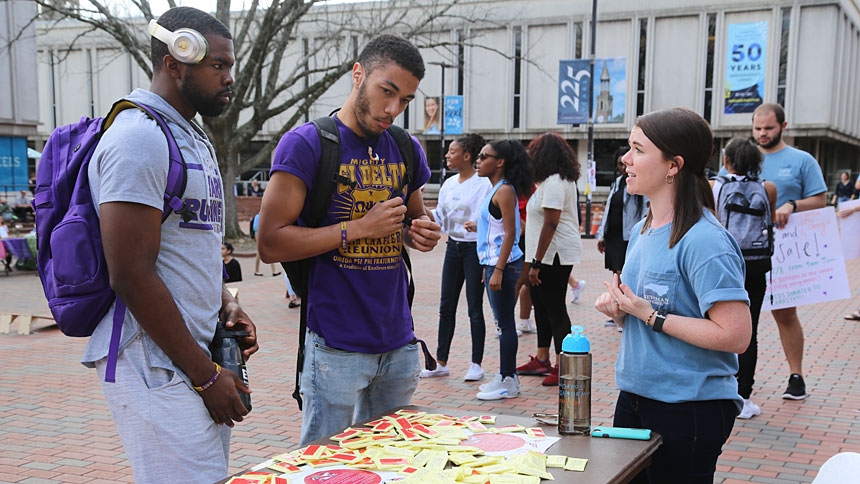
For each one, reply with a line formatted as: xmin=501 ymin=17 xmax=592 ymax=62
xmin=147 ymin=19 xmax=209 ymax=65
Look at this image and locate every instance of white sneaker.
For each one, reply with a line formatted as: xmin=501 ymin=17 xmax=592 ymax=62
xmin=476 ymin=374 xmax=520 ymax=400
xmin=479 ymin=373 xmax=502 ymax=392
xmin=464 ymin=363 xmax=484 ymax=382
xmin=737 ymin=398 xmax=761 ymax=419
xmin=516 ymin=318 xmax=536 ymax=333
xmin=419 ymin=364 xmax=449 ymax=378
xmin=568 ymin=280 xmax=586 ymax=303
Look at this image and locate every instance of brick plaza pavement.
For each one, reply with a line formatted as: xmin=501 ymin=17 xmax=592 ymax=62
xmin=0 ymin=236 xmax=858 ymax=483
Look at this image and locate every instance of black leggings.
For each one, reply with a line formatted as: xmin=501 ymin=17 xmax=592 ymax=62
xmin=736 ymin=260 xmax=769 ymax=399
xmin=529 ymin=254 xmax=573 ymax=355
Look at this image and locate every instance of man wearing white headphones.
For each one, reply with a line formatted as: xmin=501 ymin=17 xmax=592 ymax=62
xmin=83 ymin=7 xmax=257 ymax=483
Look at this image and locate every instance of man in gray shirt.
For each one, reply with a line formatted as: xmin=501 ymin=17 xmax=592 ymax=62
xmin=83 ymin=7 xmax=257 ymax=483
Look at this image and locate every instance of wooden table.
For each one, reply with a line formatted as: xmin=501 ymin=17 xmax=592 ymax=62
xmin=220 ymin=405 xmax=661 ymax=484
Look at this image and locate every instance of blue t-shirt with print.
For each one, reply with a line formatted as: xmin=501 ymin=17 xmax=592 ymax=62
xmin=618 ymin=211 xmax=748 ymax=408
xmin=759 ymin=145 xmax=826 ymax=207
xmin=270 ymin=117 xmax=430 ymax=354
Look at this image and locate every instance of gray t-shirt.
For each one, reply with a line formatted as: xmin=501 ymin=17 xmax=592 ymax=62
xmin=82 ymin=89 xmax=224 ymax=381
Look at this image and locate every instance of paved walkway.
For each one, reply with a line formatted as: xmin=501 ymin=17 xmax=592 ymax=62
xmin=1 ymin=237 xmax=858 ymax=483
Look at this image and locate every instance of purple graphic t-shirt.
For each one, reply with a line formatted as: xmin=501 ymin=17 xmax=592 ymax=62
xmin=271 ymin=116 xmax=430 ymax=354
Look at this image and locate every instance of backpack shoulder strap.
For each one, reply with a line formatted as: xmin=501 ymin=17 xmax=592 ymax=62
xmin=715 ymin=175 xmax=732 ymax=202
xmin=308 ymin=116 xmax=344 ymax=228
xmin=387 ymin=124 xmax=415 ymax=194
xmin=104 ymin=99 xmax=192 ymax=223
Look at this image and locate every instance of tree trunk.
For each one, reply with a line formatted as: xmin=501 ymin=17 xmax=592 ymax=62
xmin=220 ymin=150 xmax=243 ymax=239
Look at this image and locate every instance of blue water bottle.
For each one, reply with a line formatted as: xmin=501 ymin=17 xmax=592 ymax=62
xmin=558 ymin=325 xmax=591 ymax=435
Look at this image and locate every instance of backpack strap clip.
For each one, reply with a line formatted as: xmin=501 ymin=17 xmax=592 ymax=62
xmin=333 ymin=172 xmax=356 ymax=188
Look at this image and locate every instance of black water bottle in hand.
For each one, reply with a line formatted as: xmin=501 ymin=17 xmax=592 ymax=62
xmin=209 ymin=321 xmax=252 ymax=412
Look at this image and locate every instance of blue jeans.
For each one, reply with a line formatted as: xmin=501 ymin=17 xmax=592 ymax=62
xmin=484 ymin=258 xmax=522 ymax=377
xmin=437 ymin=239 xmax=486 ymax=364
xmin=613 ymin=391 xmax=737 ymax=484
xmin=299 ymin=330 xmax=420 ymax=445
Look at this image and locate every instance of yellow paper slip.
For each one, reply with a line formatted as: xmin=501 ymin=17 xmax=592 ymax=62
xmin=564 ymin=457 xmax=588 ymax=472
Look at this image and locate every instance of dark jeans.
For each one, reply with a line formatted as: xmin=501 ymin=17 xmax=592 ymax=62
xmin=436 ymin=239 xmax=486 ymax=364
xmin=484 ymin=258 xmax=522 ymax=377
xmin=737 ymin=260 xmax=769 ymax=399
xmin=529 ymin=254 xmax=573 ymax=355
xmin=614 ymin=391 xmax=737 ymax=484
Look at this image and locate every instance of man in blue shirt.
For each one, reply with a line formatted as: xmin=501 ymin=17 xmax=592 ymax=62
xmin=752 ymin=103 xmax=826 ymax=401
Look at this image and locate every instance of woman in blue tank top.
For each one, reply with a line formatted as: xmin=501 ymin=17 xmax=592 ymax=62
xmin=467 ymin=139 xmax=531 ymax=401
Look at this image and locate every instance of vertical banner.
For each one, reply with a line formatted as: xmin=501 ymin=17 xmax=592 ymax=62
xmin=0 ymin=136 xmax=29 ymax=190
xmin=445 ymin=95 xmax=463 ymax=135
xmin=592 ymin=57 xmax=627 ymax=124
xmin=724 ymin=21 xmax=768 ymax=114
xmin=557 ymin=60 xmax=591 ymax=125
xmin=423 ymin=96 xmax=440 ymax=134
xmin=762 ymin=208 xmax=851 ymax=311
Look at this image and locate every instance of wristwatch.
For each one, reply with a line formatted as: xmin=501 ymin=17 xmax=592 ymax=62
xmin=652 ymin=309 xmax=667 ymax=333
xmin=787 ymin=200 xmax=797 ymax=212
xmin=531 ymin=258 xmax=542 ymax=269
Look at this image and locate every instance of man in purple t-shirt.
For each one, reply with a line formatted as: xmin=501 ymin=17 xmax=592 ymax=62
xmin=258 ymin=34 xmax=441 ymax=445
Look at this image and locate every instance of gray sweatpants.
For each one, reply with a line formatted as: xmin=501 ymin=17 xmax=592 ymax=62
xmin=96 ymin=336 xmax=231 ymax=483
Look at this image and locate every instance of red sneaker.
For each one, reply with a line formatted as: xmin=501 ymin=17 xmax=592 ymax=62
xmin=541 ymin=365 xmax=559 ymax=386
xmin=516 ymin=356 xmax=552 ymax=376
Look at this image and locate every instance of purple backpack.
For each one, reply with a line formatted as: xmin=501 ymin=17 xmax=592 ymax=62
xmin=33 ymin=99 xmax=191 ymax=382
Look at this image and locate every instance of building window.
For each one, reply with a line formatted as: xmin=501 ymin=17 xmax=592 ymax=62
xmin=302 ymin=38 xmax=309 ymax=123
xmin=513 ymin=26 xmax=522 ymax=129
xmin=777 ymin=7 xmax=790 ymax=107
xmin=703 ymin=13 xmax=716 ymax=122
xmin=457 ymin=30 xmax=465 ymax=95
xmin=574 ymin=21 xmax=583 ymax=58
xmin=637 ymin=18 xmax=647 ymax=116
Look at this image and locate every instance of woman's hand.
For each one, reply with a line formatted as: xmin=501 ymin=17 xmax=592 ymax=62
xmin=464 ymin=221 xmax=477 ymax=232
xmin=528 ymin=266 xmax=541 ymax=286
xmin=596 ymin=274 xmax=653 ymax=323
xmin=488 ymin=268 xmax=503 ymax=292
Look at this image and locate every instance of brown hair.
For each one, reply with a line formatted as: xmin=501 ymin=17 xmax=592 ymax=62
xmin=636 ymin=108 xmax=715 ymax=248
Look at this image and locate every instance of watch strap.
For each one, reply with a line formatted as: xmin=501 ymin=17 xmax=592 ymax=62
xmin=652 ymin=309 xmax=667 ymax=333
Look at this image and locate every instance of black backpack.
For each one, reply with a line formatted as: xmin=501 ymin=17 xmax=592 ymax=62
xmin=283 ymin=116 xmax=424 ymax=410
xmin=714 ymin=175 xmax=774 ymax=268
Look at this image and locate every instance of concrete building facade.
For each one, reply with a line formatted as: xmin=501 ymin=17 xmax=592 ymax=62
xmin=30 ymin=0 xmax=860 ymax=196
xmin=1 ymin=0 xmax=39 ymax=197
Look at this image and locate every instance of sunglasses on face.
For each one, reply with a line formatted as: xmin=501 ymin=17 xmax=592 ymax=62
xmin=477 ymin=152 xmax=501 ymax=161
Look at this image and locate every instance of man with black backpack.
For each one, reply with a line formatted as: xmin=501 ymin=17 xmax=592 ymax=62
xmin=751 ymin=103 xmax=826 ymax=401
xmin=258 ymin=34 xmax=441 ymax=445
xmin=82 ymin=7 xmax=257 ymax=482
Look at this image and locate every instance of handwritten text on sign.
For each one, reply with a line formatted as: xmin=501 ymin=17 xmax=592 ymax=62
xmin=763 ymin=208 xmax=850 ymax=310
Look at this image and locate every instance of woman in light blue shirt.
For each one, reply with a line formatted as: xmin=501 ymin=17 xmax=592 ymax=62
xmin=595 ymin=108 xmax=751 ymax=484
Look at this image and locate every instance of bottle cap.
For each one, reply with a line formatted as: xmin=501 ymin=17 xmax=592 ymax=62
xmin=561 ymin=325 xmax=590 ymax=353
xmin=214 ymin=321 xmax=250 ymax=339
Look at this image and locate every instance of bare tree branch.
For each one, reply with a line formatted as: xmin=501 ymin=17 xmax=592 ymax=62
xmin=25 ymin=0 xmax=514 ymax=238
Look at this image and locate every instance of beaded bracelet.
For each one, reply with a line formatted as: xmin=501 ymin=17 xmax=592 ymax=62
xmin=193 ymin=363 xmax=222 ymax=392
xmin=645 ymin=310 xmax=657 ymax=327
xmin=340 ymin=221 xmax=348 ymax=250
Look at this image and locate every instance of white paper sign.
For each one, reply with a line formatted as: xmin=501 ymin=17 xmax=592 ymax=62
xmin=763 ymin=207 xmax=851 ymax=310
xmin=837 ymin=199 xmax=860 ymax=260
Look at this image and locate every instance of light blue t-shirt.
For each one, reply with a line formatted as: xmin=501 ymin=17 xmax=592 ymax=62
xmin=618 ymin=211 xmax=748 ymax=408
xmin=759 ymin=145 xmax=826 ymax=206
xmin=722 ymin=145 xmax=827 ymax=207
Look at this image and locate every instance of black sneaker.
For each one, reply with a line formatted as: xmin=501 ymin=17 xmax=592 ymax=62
xmin=782 ymin=374 xmax=807 ymax=400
